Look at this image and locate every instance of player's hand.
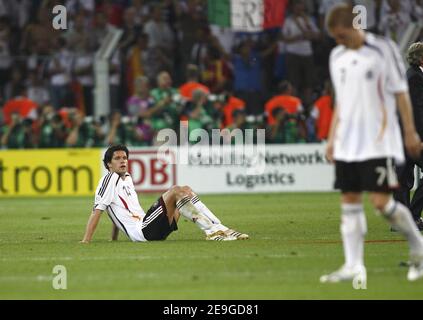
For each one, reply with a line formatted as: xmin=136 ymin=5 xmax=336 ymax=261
xmin=404 ymin=131 xmax=422 ymax=160
xmin=325 ymin=141 xmax=334 ymax=163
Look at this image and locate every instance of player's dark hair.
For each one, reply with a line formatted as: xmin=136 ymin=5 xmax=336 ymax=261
xmin=103 ymin=145 xmax=129 ymax=170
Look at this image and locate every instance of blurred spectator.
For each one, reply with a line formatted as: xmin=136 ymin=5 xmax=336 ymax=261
xmin=1 ymin=113 xmax=34 ymax=149
xmin=210 ymin=25 xmax=235 ymax=56
xmin=201 ymin=46 xmax=233 ymax=94
xmin=150 ymin=71 xmax=180 ymax=131
xmin=47 ymin=37 xmax=73 ymax=110
xmin=231 ymin=39 xmax=275 ymax=115
xmin=125 ymin=33 xmax=171 ymax=95
xmin=119 ymin=6 xmax=143 ymax=55
xmin=92 ymin=11 xmax=116 ymax=49
xmin=106 ymin=110 xmax=130 ymax=145
xmin=2 ymin=86 xmax=37 ymax=125
xmin=130 ymin=116 xmax=154 ymax=146
xmin=412 ymin=0 xmax=423 ymax=22
xmin=220 ymin=93 xmax=246 ymax=128
xmin=20 ymin=6 xmax=59 ymax=55
xmin=90 ymin=116 xmax=107 ymax=147
xmin=109 ymin=49 xmax=122 ymax=112
xmin=267 ymin=107 xmax=306 ymax=144
xmin=38 ymin=106 xmax=67 ymax=148
xmin=282 ymin=0 xmax=320 ymax=107
xmin=65 ymin=0 xmax=95 ymax=17
xmin=4 ymin=67 xmax=24 ymax=102
xmin=222 ymin=108 xmax=255 ymax=145
xmin=143 ymin=5 xmax=174 ymax=55
xmin=27 ymin=71 xmax=50 ymax=107
xmin=185 ymin=88 xmax=215 ymax=143
xmin=98 ymin=0 xmax=124 ymax=28
xmin=73 ymin=39 xmax=94 ymax=115
xmin=0 ymin=16 xmax=11 ymax=98
xmin=179 ymin=64 xmax=210 ymax=101
xmin=190 ymin=26 xmax=210 ymax=73
xmin=65 ymin=110 xmax=90 ymax=147
xmin=65 ymin=13 xmax=93 ymax=53
xmin=126 ymin=76 xmax=154 ymax=117
xmin=178 ymin=0 xmax=207 ymax=69
xmin=378 ymin=0 xmax=409 ymax=42
xmin=265 ymin=81 xmax=304 ymax=125
xmin=310 ymin=81 xmax=333 ymax=141
xmin=127 ymin=0 xmax=150 ymax=26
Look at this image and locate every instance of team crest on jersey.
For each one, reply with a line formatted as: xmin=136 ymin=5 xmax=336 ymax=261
xmin=366 ymin=70 xmax=374 ymax=79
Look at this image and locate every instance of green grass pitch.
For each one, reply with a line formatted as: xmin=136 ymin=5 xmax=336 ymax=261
xmin=1 ymin=193 xmax=422 ymax=299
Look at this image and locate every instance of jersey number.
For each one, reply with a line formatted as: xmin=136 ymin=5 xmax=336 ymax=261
xmin=375 ymin=167 xmax=387 ymax=186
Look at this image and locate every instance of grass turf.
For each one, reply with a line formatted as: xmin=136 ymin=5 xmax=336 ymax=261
xmin=0 ymin=193 xmax=422 ymax=299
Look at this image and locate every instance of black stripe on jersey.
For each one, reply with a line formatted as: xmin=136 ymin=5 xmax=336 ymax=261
xmin=386 ymin=40 xmax=405 ymax=80
xmin=99 ymin=173 xmax=113 ymax=197
xmin=98 ymin=173 xmax=112 ymax=196
xmin=115 ymin=176 xmax=120 ymax=186
xmin=191 ymin=196 xmax=200 ymax=204
xmin=364 ymin=41 xmax=384 ymax=57
xmin=108 ymin=205 xmax=130 ymax=238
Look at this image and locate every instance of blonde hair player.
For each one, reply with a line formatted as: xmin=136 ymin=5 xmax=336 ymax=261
xmin=321 ymin=4 xmax=423 ymax=283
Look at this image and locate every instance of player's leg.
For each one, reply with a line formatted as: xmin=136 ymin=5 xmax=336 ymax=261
xmin=186 ymin=186 xmax=249 ymax=240
xmin=320 ymin=192 xmax=367 ymax=283
xmin=321 ymin=161 xmax=367 ymax=283
xmin=162 ymin=186 xmax=236 ymax=240
xmin=370 ymin=192 xmax=423 ymax=281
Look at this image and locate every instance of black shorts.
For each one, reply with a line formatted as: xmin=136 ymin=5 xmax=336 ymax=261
xmin=141 ymin=197 xmax=178 ymax=241
xmin=335 ymin=158 xmax=399 ymax=193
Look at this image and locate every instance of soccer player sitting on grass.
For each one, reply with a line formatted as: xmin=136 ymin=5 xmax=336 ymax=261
xmin=81 ymin=145 xmax=248 ymax=243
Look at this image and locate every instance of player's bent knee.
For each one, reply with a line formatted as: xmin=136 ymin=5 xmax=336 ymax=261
xmin=369 ymin=194 xmax=390 ymax=212
xmin=172 ymin=185 xmax=191 ymax=200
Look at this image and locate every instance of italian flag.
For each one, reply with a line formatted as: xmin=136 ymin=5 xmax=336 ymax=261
xmin=208 ymin=0 xmax=287 ymax=32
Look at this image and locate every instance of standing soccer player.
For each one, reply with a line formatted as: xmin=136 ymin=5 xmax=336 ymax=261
xmin=321 ymin=4 xmax=423 ymax=283
xmin=81 ymin=145 xmax=248 ymax=243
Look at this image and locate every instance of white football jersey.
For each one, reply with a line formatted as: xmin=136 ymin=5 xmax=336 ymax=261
xmin=94 ymin=172 xmax=147 ymax=242
xmin=329 ymin=32 xmax=408 ymax=163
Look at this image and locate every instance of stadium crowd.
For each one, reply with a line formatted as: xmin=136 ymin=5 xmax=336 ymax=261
xmin=0 ymin=0 xmax=422 ymax=149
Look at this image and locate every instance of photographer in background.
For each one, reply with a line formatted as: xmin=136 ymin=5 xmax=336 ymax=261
xmin=184 ymin=89 xmax=216 ymax=144
xmin=1 ymin=112 xmax=34 ymax=149
xmin=150 ymin=71 xmax=180 ymax=132
xmin=38 ymin=106 xmax=67 ymax=148
xmin=266 ymin=107 xmax=306 ymax=144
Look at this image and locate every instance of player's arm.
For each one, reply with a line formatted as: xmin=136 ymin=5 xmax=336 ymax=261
xmin=110 ymin=223 xmax=119 ymax=241
xmin=80 ymin=209 xmax=102 ymax=243
xmin=325 ymin=105 xmax=339 ymax=163
xmin=396 ymin=91 xmax=422 ymax=159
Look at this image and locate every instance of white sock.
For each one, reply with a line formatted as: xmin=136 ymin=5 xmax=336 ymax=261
xmin=176 ymin=196 xmax=220 ymax=235
xmin=382 ymin=198 xmax=423 ymax=256
xmin=191 ymin=195 xmax=229 ymax=231
xmin=341 ymin=203 xmax=367 ymax=269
